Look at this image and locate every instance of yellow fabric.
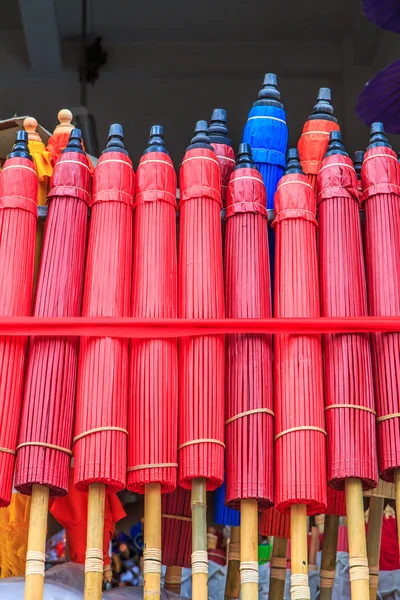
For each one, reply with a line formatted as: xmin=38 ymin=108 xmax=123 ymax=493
xmin=0 ymin=493 xmax=31 ymax=577
xmin=28 ymin=140 xmax=53 ymax=181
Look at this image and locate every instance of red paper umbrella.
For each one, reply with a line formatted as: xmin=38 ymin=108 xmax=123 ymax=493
xmin=260 ymin=508 xmax=290 ymax=539
xmin=362 ymin=123 xmax=400 ymax=547
xmin=178 ymin=120 xmax=224 ymax=594
xmin=260 ymin=508 xmax=289 ymax=598
xmin=73 ymin=125 xmax=134 ymax=597
xmin=161 ymin=486 xmax=192 ymax=568
xmin=15 ymin=130 xmax=90 ymax=497
xmin=273 ymin=148 xmax=326 ymax=598
xmin=326 ymin=488 xmax=346 ymax=517
xmin=0 ymin=131 xmax=38 ymax=508
xmin=298 ymin=88 xmax=339 ymax=192
xmin=224 ymin=143 xmax=273 ymax=509
xmin=128 ymin=125 xmax=178 ymax=494
xmin=209 ymin=109 xmax=235 ymax=207
xmin=318 ymin=131 xmax=377 ymax=492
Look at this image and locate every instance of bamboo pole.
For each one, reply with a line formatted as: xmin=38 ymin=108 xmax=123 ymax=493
xmin=84 ymin=483 xmax=106 ymax=600
xmin=225 ymin=525 xmax=240 ymax=600
xmin=290 ymin=504 xmax=310 ymax=600
xmin=319 ymin=514 xmax=339 ymax=600
xmin=395 ymin=469 xmax=400 ymax=558
xmin=269 ymin=536 xmax=287 ymax=600
xmin=240 ymin=499 xmax=259 ymax=600
xmin=144 ymin=483 xmax=162 ymax=600
xmin=24 ymin=484 xmax=49 ymax=600
xmin=367 ymin=497 xmax=384 ymax=600
xmin=191 ymin=478 xmax=208 ymax=600
xmin=164 ymin=566 xmax=182 ymax=594
xmin=308 ymin=525 xmax=319 ymax=572
xmin=345 ymin=478 xmax=370 ymax=600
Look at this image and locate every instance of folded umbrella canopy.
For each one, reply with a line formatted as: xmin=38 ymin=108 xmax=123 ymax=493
xmin=15 ymin=129 xmax=90 ymax=600
xmin=273 ymin=148 xmax=326 ymax=600
xmin=74 ymin=125 xmax=134 ymax=600
xmin=46 ymin=110 xmax=75 ymax=166
xmin=297 ymin=88 xmax=339 ymax=192
xmin=362 ymin=0 xmax=400 ymax=34
xmin=361 ymin=122 xmax=400 ymax=553
xmin=128 ymin=125 xmax=178 ymax=599
xmin=161 ymin=485 xmax=191 ymax=570
xmin=260 ymin=508 xmax=290 ymax=600
xmin=242 ymin=73 xmax=288 ymax=209
xmin=318 ymin=130 xmax=377 ymax=598
xmin=0 ymin=131 xmax=38 ymax=508
xmin=224 ymin=143 xmax=273 ymax=598
xmin=178 ymin=120 xmax=224 ymax=600
xmin=214 ymin=480 xmax=240 ymax=527
xmin=208 ymin=109 xmax=235 ymax=207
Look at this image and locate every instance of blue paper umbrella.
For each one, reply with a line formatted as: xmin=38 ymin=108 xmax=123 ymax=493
xmin=214 ymin=479 xmax=240 ymax=526
xmin=363 ymin=0 xmax=400 ymax=34
xmin=357 ymin=59 xmax=400 ymax=134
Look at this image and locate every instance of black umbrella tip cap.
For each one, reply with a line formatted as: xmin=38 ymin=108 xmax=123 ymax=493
xmin=313 ymin=87 xmax=334 ymax=117
xmin=258 ymin=73 xmax=281 ymax=102
xmin=325 ymin=130 xmax=348 ymax=157
xmin=187 ymin=120 xmax=212 ymax=149
xmin=209 ymin=108 xmax=228 ymax=137
xmin=8 ymin=130 xmax=32 ymax=160
xmin=368 ymin=122 xmax=391 ymax=148
xmin=353 ymin=150 xmax=364 ymax=178
xmin=144 ymin=125 xmax=168 ymax=154
xmin=284 ymin=148 xmax=304 ymax=174
xmin=103 ymin=123 xmax=127 ymax=153
xmin=235 ymin=143 xmax=255 ymax=169
xmin=63 ymin=128 xmax=85 ymax=154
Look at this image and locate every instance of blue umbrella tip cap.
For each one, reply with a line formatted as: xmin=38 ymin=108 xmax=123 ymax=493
xmin=284 ymin=148 xmax=304 ymax=174
xmin=313 ymin=87 xmax=334 ymax=116
xmin=209 ymin=109 xmax=228 ymax=137
xmin=368 ymin=122 xmax=391 ymax=148
xmin=325 ymin=130 xmax=348 ymax=157
xmin=67 ymin=128 xmax=83 ymax=147
xmin=145 ymin=124 xmax=167 ymax=153
xmin=104 ymin=123 xmax=126 ymax=152
xmin=189 ymin=120 xmax=212 ymax=146
xmin=235 ymin=143 xmax=254 ymax=168
xmin=258 ymin=73 xmax=281 ymax=102
xmin=353 ymin=150 xmax=364 ymax=178
xmin=8 ymin=129 xmax=32 ymax=160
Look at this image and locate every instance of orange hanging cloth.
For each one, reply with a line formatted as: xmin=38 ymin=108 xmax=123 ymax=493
xmin=46 ymin=109 xmax=94 ymax=173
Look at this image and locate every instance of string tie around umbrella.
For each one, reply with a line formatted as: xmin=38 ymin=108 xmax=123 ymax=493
xmin=348 ymin=556 xmax=369 ymax=582
xmin=376 ymin=412 xmax=400 ymax=423
xmin=319 ymin=569 xmax=335 ymax=588
xmin=0 ymin=447 xmax=15 ymax=455
xmin=165 ymin=573 xmax=182 ymax=585
xmin=270 ymin=557 xmax=287 ymax=580
xmin=191 ymin=550 xmax=208 ymax=574
xmin=240 ymin=560 xmax=259 ymax=585
xmin=17 ymin=441 xmax=72 ymax=456
xmin=225 ymin=408 xmax=274 ymax=426
xmin=290 ymin=574 xmax=310 ymax=599
xmin=272 ymin=208 xmax=318 ymax=228
xmin=369 ymin=565 xmax=379 ymax=587
xmin=85 ymin=548 xmax=104 ymax=573
xmin=270 ymin=567 xmax=287 ymax=581
xmin=178 ymin=438 xmax=225 ymax=450
xmin=228 ymin=542 xmax=240 ymax=562
xmin=325 ymin=404 xmax=376 ymax=415
xmin=73 ymin=426 xmax=128 ymax=444
xmin=25 ymin=551 xmax=45 ymax=577
xmin=127 ymin=462 xmax=178 ymax=472
xmin=143 ymin=548 xmax=162 ymax=574
xmin=161 ymin=514 xmax=191 ymax=522
xmin=274 ymin=426 xmax=327 ymax=442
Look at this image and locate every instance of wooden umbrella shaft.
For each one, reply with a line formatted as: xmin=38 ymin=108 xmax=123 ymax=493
xmin=144 ymin=483 xmax=162 ymax=600
xmin=290 ymin=504 xmax=310 ymax=600
xmin=345 ymin=478 xmax=370 ymax=600
xmin=225 ymin=525 xmax=240 ymax=600
xmin=84 ymin=482 xmax=106 ymax=600
xmin=191 ymin=478 xmax=208 ymax=600
xmin=164 ymin=566 xmax=182 ymax=594
xmin=367 ymin=496 xmax=384 ymax=600
xmin=24 ymin=484 xmax=49 ymax=600
xmin=319 ymin=514 xmax=339 ymax=600
xmin=240 ymin=499 xmax=258 ymax=600
xmin=269 ymin=536 xmax=287 ymax=600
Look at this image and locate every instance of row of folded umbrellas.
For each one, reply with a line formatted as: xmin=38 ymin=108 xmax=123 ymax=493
xmin=0 ymin=73 xmax=399 ymax=600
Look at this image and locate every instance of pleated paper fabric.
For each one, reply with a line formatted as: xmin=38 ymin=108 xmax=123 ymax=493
xmin=298 ymin=119 xmax=339 ymax=192
xmin=0 ymin=140 xmax=38 ymax=507
xmin=74 ymin=138 xmax=135 ymax=493
xmin=214 ymin=479 xmax=240 ymax=526
xmin=178 ymin=143 xmax=225 ymax=491
xmin=260 ymin=508 xmax=290 ymax=538
xmin=161 ymin=486 xmax=192 ymax=568
xmin=318 ymin=147 xmax=377 ymax=491
xmin=128 ymin=143 xmax=178 ymax=494
xmin=224 ymin=158 xmax=273 ymax=509
xmin=326 ymin=488 xmax=346 ymax=517
xmin=210 ymin=141 xmax=235 ymax=207
xmin=362 ymin=139 xmax=400 ymax=483
xmin=273 ymin=158 xmax=327 ymax=515
xmin=15 ymin=133 xmax=90 ymax=497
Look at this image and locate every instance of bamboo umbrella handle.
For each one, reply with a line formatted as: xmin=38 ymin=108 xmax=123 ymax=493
xmin=84 ymin=483 xmax=106 ymax=600
xmin=290 ymin=504 xmax=310 ymax=600
xmin=367 ymin=497 xmax=384 ymax=600
xmin=345 ymin=478 xmax=370 ymax=600
xmin=319 ymin=514 xmax=339 ymax=600
xmin=240 ymin=499 xmax=259 ymax=600
xmin=395 ymin=469 xmax=400 ymax=561
xmin=225 ymin=525 xmax=240 ymax=600
xmin=191 ymin=478 xmax=208 ymax=600
xmin=269 ymin=536 xmax=287 ymax=600
xmin=165 ymin=566 xmax=182 ymax=594
xmin=24 ymin=484 xmax=49 ymax=600
xmin=144 ymin=483 xmax=162 ymax=600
